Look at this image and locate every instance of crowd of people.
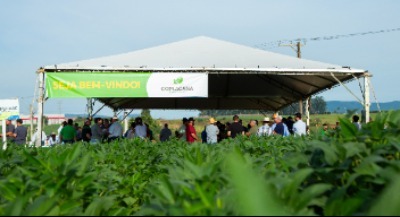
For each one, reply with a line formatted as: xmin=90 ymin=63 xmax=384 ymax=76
xmin=0 ymin=116 xmax=154 ymax=146
xmin=0 ymin=113 xmax=364 ymax=146
xmin=177 ymin=113 xmax=365 ymax=144
xmin=54 ymin=116 xmax=154 ymax=145
xmin=176 ymin=113 xmax=308 ymax=144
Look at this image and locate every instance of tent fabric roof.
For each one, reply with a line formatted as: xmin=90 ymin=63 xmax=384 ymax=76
xmin=44 ymin=36 xmax=361 ymax=71
xmin=43 ymin=36 xmax=369 ymax=111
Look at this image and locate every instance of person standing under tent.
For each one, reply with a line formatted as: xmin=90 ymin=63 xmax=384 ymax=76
xmin=125 ymin=122 xmax=136 ymax=139
xmin=201 ymin=126 xmax=207 ymax=143
xmin=91 ymin=118 xmax=104 ymax=144
xmin=108 ymin=116 xmax=123 ymax=142
xmin=134 ymin=117 xmax=147 ymax=139
xmin=176 ymin=118 xmax=188 ymax=141
xmin=159 ymin=123 xmax=172 ymax=142
xmin=352 ymin=115 xmax=362 ymax=131
xmin=57 ymin=121 xmax=67 ymax=143
xmin=48 ymin=132 xmax=58 ymax=146
xmin=293 ymin=112 xmax=307 ymax=136
xmin=227 ymin=115 xmax=244 ymax=139
xmin=29 ymin=129 xmax=47 ymax=146
xmin=81 ymin=119 xmax=92 ymax=142
xmin=286 ymin=116 xmax=295 ymax=135
xmin=206 ymin=118 xmax=219 ymax=144
xmin=246 ymin=120 xmax=258 ymax=137
xmin=272 ymin=115 xmax=285 ymax=136
xmin=271 ymin=114 xmax=290 ymax=137
xmin=13 ymin=119 xmax=28 ymax=146
xmin=60 ymin=119 xmax=76 ymax=144
xmin=0 ymin=119 xmax=16 ymax=142
xmin=258 ymin=117 xmax=272 ymax=137
xmin=186 ymin=117 xmax=198 ymax=143
xmin=145 ymin=123 xmax=154 ymax=141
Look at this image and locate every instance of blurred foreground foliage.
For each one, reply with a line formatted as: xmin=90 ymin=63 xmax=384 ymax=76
xmin=1 ymin=111 xmax=400 ymax=216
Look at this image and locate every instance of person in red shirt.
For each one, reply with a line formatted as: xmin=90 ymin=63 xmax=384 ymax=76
xmin=186 ymin=117 xmax=198 ymax=143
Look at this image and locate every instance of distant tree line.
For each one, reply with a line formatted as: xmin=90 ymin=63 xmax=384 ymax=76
xmin=200 ymin=96 xmax=327 ymax=116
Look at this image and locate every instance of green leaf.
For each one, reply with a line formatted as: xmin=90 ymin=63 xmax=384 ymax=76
xmin=310 ymin=141 xmax=338 ymax=165
xmin=294 ymin=184 xmax=332 ymax=211
xmin=284 ymin=168 xmax=313 ymax=199
xmin=339 ymin=117 xmax=358 ymax=139
xmin=123 ymin=197 xmax=138 ymax=206
xmin=342 ymin=142 xmax=367 ymax=158
xmin=226 ymin=150 xmax=288 ymax=216
xmin=23 ymin=195 xmax=57 ymax=216
xmin=84 ymin=196 xmax=115 ymax=216
xmin=369 ymin=174 xmax=400 ymax=216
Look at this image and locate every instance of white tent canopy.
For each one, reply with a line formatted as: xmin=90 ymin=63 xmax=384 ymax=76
xmin=46 ymin=36 xmax=362 ymax=70
xmin=42 ymin=36 xmax=370 ymax=112
xmin=33 ymin=36 xmax=372 ymax=147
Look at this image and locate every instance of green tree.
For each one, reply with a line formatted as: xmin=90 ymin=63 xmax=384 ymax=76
xmin=310 ymin=96 xmax=327 ymax=114
xmin=140 ymin=109 xmax=160 ymax=140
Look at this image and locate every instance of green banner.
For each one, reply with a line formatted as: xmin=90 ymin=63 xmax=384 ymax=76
xmin=45 ymin=72 xmax=209 ymax=98
xmin=46 ymin=73 xmax=151 ymax=98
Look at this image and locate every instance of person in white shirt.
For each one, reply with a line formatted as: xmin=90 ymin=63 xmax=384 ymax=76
xmin=48 ymin=132 xmax=58 ymax=146
xmin=352 ymin=115 xmax=362 ymax=131
xmin=206 ymin=118 xmax=219 ymax=144
xmin=258 ymin=117 xmax=272 ymax=136
xmin=134 ymin=117 xmax=147 ymax=139
xmin=57 ymin=121 xmax=67 ymax=144
xmin=293 ymin=112 xmax=307 ymax=136
xmin=29 ymin=129 xmax=47 ymax=147
xmin=108 ymin=116 xmax=123 ymax=142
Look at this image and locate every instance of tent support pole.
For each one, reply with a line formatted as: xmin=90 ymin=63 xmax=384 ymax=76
xmin=2 ymin=120 xmax=6 ymax=150
xmin=305 ymin=97 xmax=310 ymax=127
xmin=124 ymin=110 xmax=129 ymax=133
xmin=36 ymin=70 xmax=45 ymax=147
xmin=87 ymin=98 xmax=93 ymax=120
xmin=364 ymin=75 xmax=370 ymax=123
xmin=299 ymin=99 xmax=303 ymax=114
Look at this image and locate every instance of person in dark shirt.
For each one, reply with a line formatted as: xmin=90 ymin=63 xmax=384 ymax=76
xmin=13 ymin=119 xmax=28 ymax=145
xmin=201 ymin=126 xmax=207 ymax=143
xmin=227 ymin=115 xmax=244 ymax=139
xmin=159 ymin=123 xmax=172 ymax=142
xmin=273 ymin=115 xmax=285 ymax=136
xmin=81 ymin=119 xmax=92 ymax=142
xmin=286 ymin=116 xmax=295 ymax=135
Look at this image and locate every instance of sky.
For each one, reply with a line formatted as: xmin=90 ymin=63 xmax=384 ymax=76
xmin=1 ymin=0 xmax=399 ymax=119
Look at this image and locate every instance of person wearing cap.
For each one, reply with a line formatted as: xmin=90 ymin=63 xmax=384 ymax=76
xmin=258 ymin=117 xmax=272 ymax=137
xmin=13 ymin=119 xmax=28 ymax=145
xmin=108 ymin=116 xmax=123 ymax=142
xmin=206 ymin=117 xmax=219 ymax=144
xmin=293 ymin=112 xmax=307 ymax=136
xmin=227 ymin=115 xmax=244 ymax=139
xmin=177 ymin=117 xmax=188 ymax=141
xmin=82 ymin=119 xmax=92 ymax=142
xmin=185 ymin=117 xmax=198 ymax=143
